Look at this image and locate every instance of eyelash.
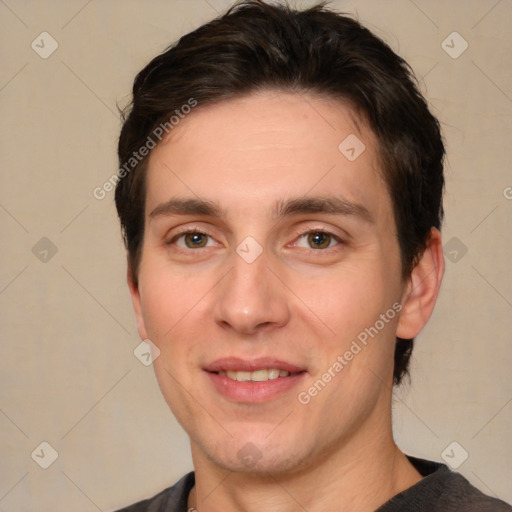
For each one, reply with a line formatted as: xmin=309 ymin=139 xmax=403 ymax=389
xmin=167 ymin=227 xmax=345 ymax=252
xmin=166 ymin=228 xmax=217 ymax=249
xmin=293 ymin=228 xmax=345 ymax=251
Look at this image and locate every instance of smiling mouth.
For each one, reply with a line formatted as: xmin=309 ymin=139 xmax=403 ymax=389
xmin=214 ymin=369 xmax=303 ymax=382
xmin=206 ymin=360 xmax=307 ymax=402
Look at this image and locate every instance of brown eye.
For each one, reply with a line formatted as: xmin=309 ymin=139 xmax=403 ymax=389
xmin=307 ymin=232 xmax=333 ymax=249
xmin=183 ymin=232 xmax=209 ymax=248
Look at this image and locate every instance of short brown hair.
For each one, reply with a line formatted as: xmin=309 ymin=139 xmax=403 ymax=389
xmin=115 ymin=0 xmax=445 ymax=385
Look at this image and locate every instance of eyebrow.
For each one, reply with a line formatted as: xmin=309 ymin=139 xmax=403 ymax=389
xmin=274 ymin=196 xmax=373 ymax=223
xmin=149 ymin=198 xmax=222 ymax=219
xmin=149 ymin=196 xmax=373 ymax=223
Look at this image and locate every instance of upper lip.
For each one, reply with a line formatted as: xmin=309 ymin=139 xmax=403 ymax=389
xmin=204 ymin=357 xmax=306 ymax=373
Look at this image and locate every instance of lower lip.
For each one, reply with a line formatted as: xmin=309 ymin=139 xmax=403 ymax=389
xmin=206 ymin=371 xmax=306 ymax=403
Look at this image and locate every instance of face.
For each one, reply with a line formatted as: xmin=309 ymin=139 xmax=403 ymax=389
xmin=130 ymin=91 xmax=410 ymax=475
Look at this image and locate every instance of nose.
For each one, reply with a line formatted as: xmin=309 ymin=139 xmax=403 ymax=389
xmin=213 ymin=249 xmax=291 ymax=335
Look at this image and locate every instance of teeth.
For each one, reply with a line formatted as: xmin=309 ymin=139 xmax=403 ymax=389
xmin=251 ymin=369 xmax=268 ymax=382
xmin=236 ymin=371 xmax=251 ymax=382
xmin=219 ymin=368 xmax=290 ymax=381
xmin=268 ymin=369 xmax=280 ymax=379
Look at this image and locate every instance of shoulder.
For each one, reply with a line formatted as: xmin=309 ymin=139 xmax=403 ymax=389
xmin=111 ymin=472 xmax=195 ymax=512
xmin=378 ymin=457 xmax=512 ymax=512
xmin=436 ymin=471 xmax=512 ymax=511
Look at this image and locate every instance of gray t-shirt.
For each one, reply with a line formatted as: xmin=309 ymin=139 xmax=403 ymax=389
xmin=114 ymin=456 xmax=512 ymax=511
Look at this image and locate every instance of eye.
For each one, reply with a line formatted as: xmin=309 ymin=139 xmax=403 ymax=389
xmin=172 ymin=231 xmax=215 ymax=249
xmin=295 ymin=231 xmax=340 ymax=250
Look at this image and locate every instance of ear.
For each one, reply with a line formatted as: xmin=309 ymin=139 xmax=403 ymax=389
xmin=396 ymin=228 xmax=445 ymax=339
xmin=127 ymin=263 xmax=148 ymax=341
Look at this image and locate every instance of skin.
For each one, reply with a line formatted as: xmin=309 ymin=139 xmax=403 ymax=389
xmin=128 ymin=90 xmax=445 ymax=512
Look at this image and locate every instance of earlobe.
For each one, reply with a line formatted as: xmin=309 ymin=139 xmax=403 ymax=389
xmin=396 ymin=228 xmax=445 ymax=340
xmin=127 ymin=264 xmax=148 ymax=340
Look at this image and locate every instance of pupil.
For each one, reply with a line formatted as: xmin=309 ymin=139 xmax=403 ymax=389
xmin=186 ymin=233 xmax=206 ymax=247
xmin=308 ymin=232 xmax=330 ymax=249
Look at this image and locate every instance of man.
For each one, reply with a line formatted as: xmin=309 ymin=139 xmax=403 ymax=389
xmin=113 ymin=1 xmax=512 ymax=510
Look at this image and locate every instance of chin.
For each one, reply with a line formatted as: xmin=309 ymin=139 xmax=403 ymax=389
xmin=214 ymin=453 xmax=307 ymax=476
xmin=200 ymin=435 xmax=316 ymax=477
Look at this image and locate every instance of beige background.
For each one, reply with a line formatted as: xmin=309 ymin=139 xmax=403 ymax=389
xmin=1 ymin=0 xmax=511 ymax=510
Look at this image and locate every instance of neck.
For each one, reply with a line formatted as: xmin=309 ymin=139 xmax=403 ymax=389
xmin=188 ymin=414 xmax=422 ymax=512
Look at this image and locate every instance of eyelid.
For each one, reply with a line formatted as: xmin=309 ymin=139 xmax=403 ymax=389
xmin=291 ymin=225 xmax=347 ymax=246
xmin=164 ymin=224 xmax=348 ymax=251
xmin=165 ymin=226 xmax=218 ymax=246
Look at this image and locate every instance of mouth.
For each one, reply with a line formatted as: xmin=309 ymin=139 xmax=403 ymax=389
xmin=204 ymin=357 xmax=307 ymax=403
xmin=215 ymin=368 xmax=301 ymax=382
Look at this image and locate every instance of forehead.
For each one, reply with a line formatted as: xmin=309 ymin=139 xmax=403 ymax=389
xmin=145 ymin=91 xmax=392 ymax=225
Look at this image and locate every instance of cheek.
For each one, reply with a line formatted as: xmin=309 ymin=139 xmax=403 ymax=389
xmin=289 ymin=263 xmax=396 ymax=342
xmin=137 ymin=259 xmax=216 ymax=366
xmin=138 ymin=262 xmax=194 ymax=345
xmin=137 ymin=266 xmax=206 ymax=412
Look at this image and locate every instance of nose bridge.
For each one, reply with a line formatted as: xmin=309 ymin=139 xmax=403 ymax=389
xmin=213 ymin=247 xmax=290 ymax=334
xmin=231 ymin=256 xmax=265 ymax=304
